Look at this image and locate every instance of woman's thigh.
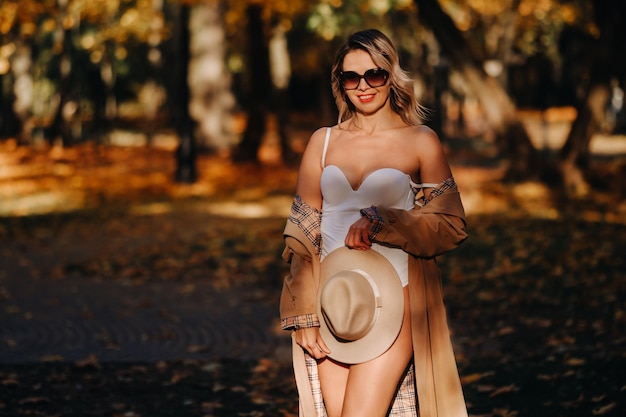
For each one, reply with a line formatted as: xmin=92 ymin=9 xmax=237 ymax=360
xmin=319 ymin=287 xmax=413 ymax=417
xmin=318 ymin=358 xmax=349 ymax=417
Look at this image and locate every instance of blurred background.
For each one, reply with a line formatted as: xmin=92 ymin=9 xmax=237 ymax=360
xmin=1 ymin=0 xmax=625 ymax=216
xmin=1 ymin=2 xmax=625 ymax=416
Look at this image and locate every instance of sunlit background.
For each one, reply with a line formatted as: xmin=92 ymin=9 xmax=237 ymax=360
xmin=0 ymin=0 xmax=624 ymax=219
xmin=1 ymin=2 xmax=625 ymax=416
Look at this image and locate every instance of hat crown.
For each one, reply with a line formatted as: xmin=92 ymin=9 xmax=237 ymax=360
xmin=317 ymin=247 xmax=404 ymax=364
xmin=320 ymin=270 xmax=381 ymax=342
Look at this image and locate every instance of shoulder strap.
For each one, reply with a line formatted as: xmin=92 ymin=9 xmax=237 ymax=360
xmin=321 ymin=127 xmax=331 ymax=168
xmin=415 ymin=182 xmax=439 ymax=189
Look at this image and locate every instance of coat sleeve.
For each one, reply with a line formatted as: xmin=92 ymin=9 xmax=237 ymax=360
xmin=279 ymin=229 xmax=321 ymax=331
xmin=373 ymin=190 xmax=468 ymax=258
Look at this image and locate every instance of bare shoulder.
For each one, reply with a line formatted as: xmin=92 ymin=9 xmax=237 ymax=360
xmin=404 ymin=125 xmax=451 ymax=181
xmin=404 ymin=125 xmax=445 ymax=156
xmin=410 ymin=124 xmax=441 ymax=144
xmin=311 ymin=126 xmax=332 ymax=140
xmin=295 ymin=127 xmax=333 ymax=207
xmin=303 ymin=126 xmax=332 ymax=155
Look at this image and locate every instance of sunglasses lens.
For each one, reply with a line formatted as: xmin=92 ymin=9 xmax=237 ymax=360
xmin=340 ymin=69 xmax=389 ymax=89
xmin=364 ymin=69 xmax=388 ymax=87
xmin=341 ymin=72 xmax=361 ymax=89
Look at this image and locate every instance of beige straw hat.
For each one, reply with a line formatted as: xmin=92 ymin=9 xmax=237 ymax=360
xmin=317 ymin=247 xmax=405 ymax=364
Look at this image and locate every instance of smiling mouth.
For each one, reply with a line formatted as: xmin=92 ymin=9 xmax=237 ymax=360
xmin=358 ymin=94 xmax=375 ymax=102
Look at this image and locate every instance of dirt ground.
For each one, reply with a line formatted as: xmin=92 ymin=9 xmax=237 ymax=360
xmin=0 ymin=139 xmax=625 ymax=416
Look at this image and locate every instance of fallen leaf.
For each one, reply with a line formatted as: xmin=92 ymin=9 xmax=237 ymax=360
xmin=3 ymin=338 xmax=17 ymax=348
xmin=537 ymin=373 xmax=561 ymax=381
xmin=201 ymin=401 xmax=223 ymax=410
xmin=592 ymin=402 xmax=616 ymax=415
xmin=18 ymin=396 xmax=50 ymax=405
xmin=187 ymin=344 xmax=209 ymax=353
xmin=492 ymin=408 xmax=518 ymax=417
xmin=171 ymin=370 xmax=191 ymax=383
xmin=74 ymin=354 xmax=101 ymax=368
xmin=565 ymin=357 xmax=585 ymax=366
xmin=489 ymin=384 xmax=518 ymax=397
xmin=1 ymin=376 xmax=18 ymax=386
xmin=498 ymin=326 xmax=515 ymax=335
xmin=461 ymin=373 xmax=486 ymax=384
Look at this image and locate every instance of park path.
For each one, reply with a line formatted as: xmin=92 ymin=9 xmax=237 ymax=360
xmin=0 ymin=200 xmax=293 ymax=365
xmin=0 ymin=274 xmax=290 ymax=364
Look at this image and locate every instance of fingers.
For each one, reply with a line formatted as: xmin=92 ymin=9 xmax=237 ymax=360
xmin=316 ymin=337 xmax=331 ymax=355
xmin=345 ymin=217 xmax=373 ymax=250
xmin=295 ymin=327 xmax=330 ymax=359
xmin=308 ymin=343 xmax=330 ymax=359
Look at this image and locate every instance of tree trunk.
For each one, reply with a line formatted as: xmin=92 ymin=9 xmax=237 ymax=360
xmin=558 ymin=84 xmax=609 ymax=196
xmin=11 ymin=42 xmax=34 ymax=145
xmin=492 ymin=0 xmax=521 ymax=89
xmin=232 ymin=4 xmax=271 ymax=163
xmin=0 ymin=35 xmax=21 ymax=139
xmin=557 ymin=0 xmax=626 ymax=197
xmin=143 ymin=0 xmax=165 ymax=146
xmin=269 ymin=24 xmax=299 ymax=165
xmin=187 ymin=2 xmax=235 ymax=153
xmin=414 ymin=0 xmax=539 ymax=180
xmin=173 ymin=3 xmax=197 ymax=183
xmin=90 ymin=63 xmax=106 ymax=145
xmin=50 ymin=0 xmax=73 ymax=146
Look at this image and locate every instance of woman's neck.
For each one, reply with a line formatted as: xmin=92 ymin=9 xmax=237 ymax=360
xmin=347 ymin=110 xmax=405 ymax=134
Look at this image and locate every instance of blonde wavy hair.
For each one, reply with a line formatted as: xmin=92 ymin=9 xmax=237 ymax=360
xmin=331 ymin=29 xmax=427 ymax=126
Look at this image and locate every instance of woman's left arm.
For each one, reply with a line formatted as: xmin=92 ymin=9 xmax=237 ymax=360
xmin=361 ymin=128 xmax=468 ymax=257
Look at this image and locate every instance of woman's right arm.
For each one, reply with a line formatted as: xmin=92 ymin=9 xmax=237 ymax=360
xmin=287 ymin=128 xmax=331 ymax=359
xmin=295 ymin=127 xmax=327 ymax=210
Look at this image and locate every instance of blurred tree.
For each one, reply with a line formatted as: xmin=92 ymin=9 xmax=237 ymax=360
xmin=49 ymin=0 xmax=75 ymax=146
xmin=231 ymin=3 xmax=270 ymax=163
xmin=76 ymin=0 xmax=166 ymax=143
xmin=185 ymin=1 xmax=236 ymax=153
xmin=144 ymin=0 xmax=165 ymax=146
xmin=2 ymin=0 xmax=622 ymax=197
xmin=0 ymin=0 xmax=166 ymax=144
xmin=0 ymin=0 xmax=45 ymax=144
xmin=416 ymin=0 xmax=623 ymax=196
xmin=415 ymin=0 xmax=539 ymax=179
xmin=172 ymin=1 xmax=196 ymax=183
xmin=557 ymin=0 xmax=626 ymax=196
xmin=228 ymin=0 xmax=313 ymax=165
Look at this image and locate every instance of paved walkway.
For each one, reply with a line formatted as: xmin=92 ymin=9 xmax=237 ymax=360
xmin=0 ymin=274 xmax=290 ymax=364
xmin=0 ymin=202 xmax=293 ymax=365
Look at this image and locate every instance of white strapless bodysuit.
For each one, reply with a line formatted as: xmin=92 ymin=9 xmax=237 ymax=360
xmin=320 ymin=128 xmax=418 ymax=287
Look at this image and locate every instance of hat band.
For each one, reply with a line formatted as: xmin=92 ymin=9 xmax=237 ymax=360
xmin=347 ymin=268 xmax=382 ymax=341
xmin=351 ymin=268 xmax=382 ymax=308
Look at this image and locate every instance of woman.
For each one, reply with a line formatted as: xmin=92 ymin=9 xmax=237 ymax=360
xmin=280 ymin=29 xmax=468 ymax=417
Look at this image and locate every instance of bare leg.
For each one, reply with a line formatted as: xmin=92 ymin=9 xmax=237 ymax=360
xmin=318 ymin=358 xmax=349 ymax=417
xmin=318 ymin=287 xmax=413 ymax=417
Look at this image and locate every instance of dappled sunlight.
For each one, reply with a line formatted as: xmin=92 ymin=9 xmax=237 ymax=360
xmin=1 ymin=136 xmax=625 ymax=223
xmin=510 ymin=181 xmax=560 ymax=219
xmin=591 ymin=134 xmax=626 ymax=155
xmin=0 ymin=190 xmax=86 ymax=217
xmin=0 ymin=138 xmax=298 ymax=219
xmin=129 ymin=196 xmax=292 ymax=219
xmin=201 ymin=196 xmax=292 ymax=219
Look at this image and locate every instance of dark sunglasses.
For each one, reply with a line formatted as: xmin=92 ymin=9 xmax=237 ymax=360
xmin=339 ymin=68 xmax=389 ymax=90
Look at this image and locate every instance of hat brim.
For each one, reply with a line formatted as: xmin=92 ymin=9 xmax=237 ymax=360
xmin=318 ymin=247 xmax=404 ymax=364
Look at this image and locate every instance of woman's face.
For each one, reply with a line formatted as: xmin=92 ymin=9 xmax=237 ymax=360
xmin=341 ymin=49 xmax=391 ymax=115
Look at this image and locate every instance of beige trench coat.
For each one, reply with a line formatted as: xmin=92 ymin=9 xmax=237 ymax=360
xmin=280 ymin=187 xmax=469 ymax=417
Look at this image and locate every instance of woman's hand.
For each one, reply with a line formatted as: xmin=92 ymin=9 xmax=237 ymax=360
xmin=295 ymin=327 xmax=331 ymax=359
xmin=345 ymin=216 xmax=374 ymax=250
